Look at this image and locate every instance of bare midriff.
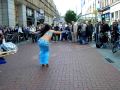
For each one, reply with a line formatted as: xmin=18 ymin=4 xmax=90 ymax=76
xmin=41 ymin=35 xmax=52 ymax=42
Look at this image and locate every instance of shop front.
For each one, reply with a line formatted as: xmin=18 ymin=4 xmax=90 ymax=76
xmin=36 ymin=11 xmax=45 ymax=25
xmin=110 ymin=2 xmax=120 ymax=22
xmin=101 ymin=12 xmax=110 ymax=22
xmin=26 ymin=7 xmax=35 ymax=26
xmin=99 ymin=6 xmax=110 ymax=23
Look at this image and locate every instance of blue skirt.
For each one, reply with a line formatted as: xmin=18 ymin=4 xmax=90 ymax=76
xmin=38 ymin=38 xmax=49 ymax=64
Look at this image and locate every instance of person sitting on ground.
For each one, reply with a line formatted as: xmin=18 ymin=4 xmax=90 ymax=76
xmin=38 ymin=24 xmax=61 ymax=67
xmin=0 ymin=31 xmax=3 ymax=45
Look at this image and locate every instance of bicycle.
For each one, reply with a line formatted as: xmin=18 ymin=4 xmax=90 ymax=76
xmin=112 ymin=32 xmax=120 ymax=53
xmin=96 ymin=31 xmax=112 ymax=48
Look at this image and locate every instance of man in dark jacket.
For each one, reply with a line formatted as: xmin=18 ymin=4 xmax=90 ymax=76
xmin=100 ymin=19 xmax=110 ymax=43
xmin=86 ymin=20 xmax=94 ymax=42
xmin=100 ymin=20 xmax=110 ymax=33
xmin=54 ymin=25 xmax=60 ymax=41
xmin=111 ymin=20 xmax=119 ymax=43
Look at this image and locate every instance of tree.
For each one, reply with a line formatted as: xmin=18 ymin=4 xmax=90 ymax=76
xmin=64 ymin=10 xmax=77 ymax=24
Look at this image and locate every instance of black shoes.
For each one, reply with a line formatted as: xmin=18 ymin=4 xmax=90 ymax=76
xmin=42 ymin=64 xmax=45 ymax=67
xmin=46 ymin=64 xmax=49 ymax=67
xmin=41 ymin=64 xmax=49 ymax=67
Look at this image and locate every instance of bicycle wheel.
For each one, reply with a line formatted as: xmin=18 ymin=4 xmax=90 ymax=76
xmin=112 ymin=42 xmax=118 ymax=53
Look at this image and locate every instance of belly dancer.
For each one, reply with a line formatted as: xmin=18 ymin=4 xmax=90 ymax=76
xmin=38 ymin=24 xmax=61 ymax=67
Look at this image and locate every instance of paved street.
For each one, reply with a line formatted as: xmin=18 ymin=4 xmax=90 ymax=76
xmin=91 ymin=43 xmax=120 ymax=71
xmin=0 ymin=42 xmax=120 ymax=90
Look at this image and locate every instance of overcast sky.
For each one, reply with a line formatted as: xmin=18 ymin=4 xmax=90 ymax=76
xmin=53 ymin=0 xmax=81 ymax=16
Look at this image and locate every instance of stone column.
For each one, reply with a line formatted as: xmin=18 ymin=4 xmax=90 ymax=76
xmin=2 ymin=0 xmax=9 ymax=26
xmin=48 ymin=16 xmax=52 ymax=25
xmin=34 ymin=10 xmax=37 ymax=26
xmin=0 ymin=0 xmax=2 ymax=25
xmin=18 ymin=4 xmax=27 ymax=27
xmin=114 ymin=12 xmax=115 ymax=21
xmin=7 ymin=0 xmax=15 ymax=27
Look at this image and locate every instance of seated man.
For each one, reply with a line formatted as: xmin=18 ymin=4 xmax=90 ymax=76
xmin=0 ymin=31 xmax=6 ymax=64
xmin=0 ymin=31 xmax=3 ymax=45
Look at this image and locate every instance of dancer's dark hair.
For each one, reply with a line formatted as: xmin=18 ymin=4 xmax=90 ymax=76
xmin=40 ymin=23 xmax=51 ymax=37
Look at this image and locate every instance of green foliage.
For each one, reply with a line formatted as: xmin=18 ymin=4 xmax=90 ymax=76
xmin=64 ymin=10 xmax=77 ymax=24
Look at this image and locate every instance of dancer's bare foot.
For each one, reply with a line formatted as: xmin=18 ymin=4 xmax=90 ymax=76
xmin=42 ymin=64 xmax=45 ymax=67
xmin=46 ymin=64 xmax=49 ymax=67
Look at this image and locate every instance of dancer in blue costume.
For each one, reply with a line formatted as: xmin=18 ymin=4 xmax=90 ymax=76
xmin=38 ymin=24 xmax=61 ymax=67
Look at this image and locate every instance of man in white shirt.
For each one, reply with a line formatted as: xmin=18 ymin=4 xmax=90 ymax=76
xmin=18 ymin=27 xmax=23 ymax=33
xmin=30 ymin=25 xmax=37 ymax=43
xmin=71 ymin=21 xmax=78 ymax=43
xmin=30 ymin=25 xmax=36 ymax=33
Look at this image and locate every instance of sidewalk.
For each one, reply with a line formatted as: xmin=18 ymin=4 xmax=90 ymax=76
xmin=91 ymin=43 xmax=120 ymax=71
xmin=0 ymin=42 xmax=120 ymax=90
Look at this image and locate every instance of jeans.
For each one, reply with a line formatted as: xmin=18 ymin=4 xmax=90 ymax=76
xmin=68 ymin=31 xmax=72 ymax=41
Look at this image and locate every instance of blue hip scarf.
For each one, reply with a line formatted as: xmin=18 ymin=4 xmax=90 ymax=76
xmin=38 ymin=38 xmax=49 ymax=64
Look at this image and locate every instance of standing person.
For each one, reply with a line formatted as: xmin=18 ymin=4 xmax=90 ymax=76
xmin=81 ymin=22 xmax=87 ymax=44
xmin=0 ymin=31 xmax=7 ymax=64
xmin=100 ymin=19 xmax=110 ymax=46
xmin=77 ymin=23 xmax=82 ymax=43
xmin=38 ymin=24 xmax=61 ymax=67
xmin=86 ymin=20 xmax=94 ymax=42
xmin=67 ymin=23 xmax=72 ymax=41
xmin=0 ymin=31 xmax=4 ymax=45
xmin=30 ymin=25 xmax=37 ymax=43
xmin=54 ymin=24 xmax=60 ymax=41
xmin=118 ymin=19 xmax=120 ymax=32
xmin=112 ymin=20 xmax=119 ymax=43
xmin=61 ymin=24 xmax=68 ymax=41
xmin=71 ymin=21 xmax=78 ymax=42
xmin=95 ymin=21 xmax=100 ymax=41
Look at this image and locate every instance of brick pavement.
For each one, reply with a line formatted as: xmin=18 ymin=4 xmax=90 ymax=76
xmin=0 ymin=42 xmax=120 ymax=90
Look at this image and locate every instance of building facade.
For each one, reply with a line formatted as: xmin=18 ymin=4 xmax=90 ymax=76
xmin=80 ymin=0 xmax=120 ymax=23
xmin=99 ymin=0 xmax=120 ymax=23
xmin=0 ymin=0 xmax=59 ymax=27
xmin=81 ymin=0 xmax=101 ymax=21
xmin=110 ymin=0 xmax=120 ymax=22
xmin=99 ymin=0 xmax=111 ymax=23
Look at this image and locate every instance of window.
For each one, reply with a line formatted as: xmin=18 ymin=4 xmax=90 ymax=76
xmin=26 ymin=8 xmax=33 ymax=17
xmin=119 ymin=10 xmax=120 ymax=19
xmin=111 ymin=12 xmax=114 ymax=18
xmin=115 ymin=11 xmax=118 ymax=19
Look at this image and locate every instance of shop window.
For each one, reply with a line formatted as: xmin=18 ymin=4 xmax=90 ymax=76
xmin=119 ymin=10 xmax=120 ymax=19
xmin=26 ymin=8 xmax=33 ymax=17
xmin=111 ymin=13 xmax=114 ymax=18
xmin=115 ymin=11 xmax=118 ymax=19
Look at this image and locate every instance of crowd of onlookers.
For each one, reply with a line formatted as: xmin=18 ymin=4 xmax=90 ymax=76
xmin=0 ymin=19 xmax=120 ymax=46
xmin=94 ymin=19 xmax=120 ymax=47
xmin=51 ymin=21 xmax=94 ymax=44
xmin=0 ymin=24 xmax=44 ymax=44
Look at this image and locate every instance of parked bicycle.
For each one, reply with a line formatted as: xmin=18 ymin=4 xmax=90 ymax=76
xmin=96 ymin=31 xmax=112 ymax=48
xmin=112 ymin=31 xmax=120 ymax=53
